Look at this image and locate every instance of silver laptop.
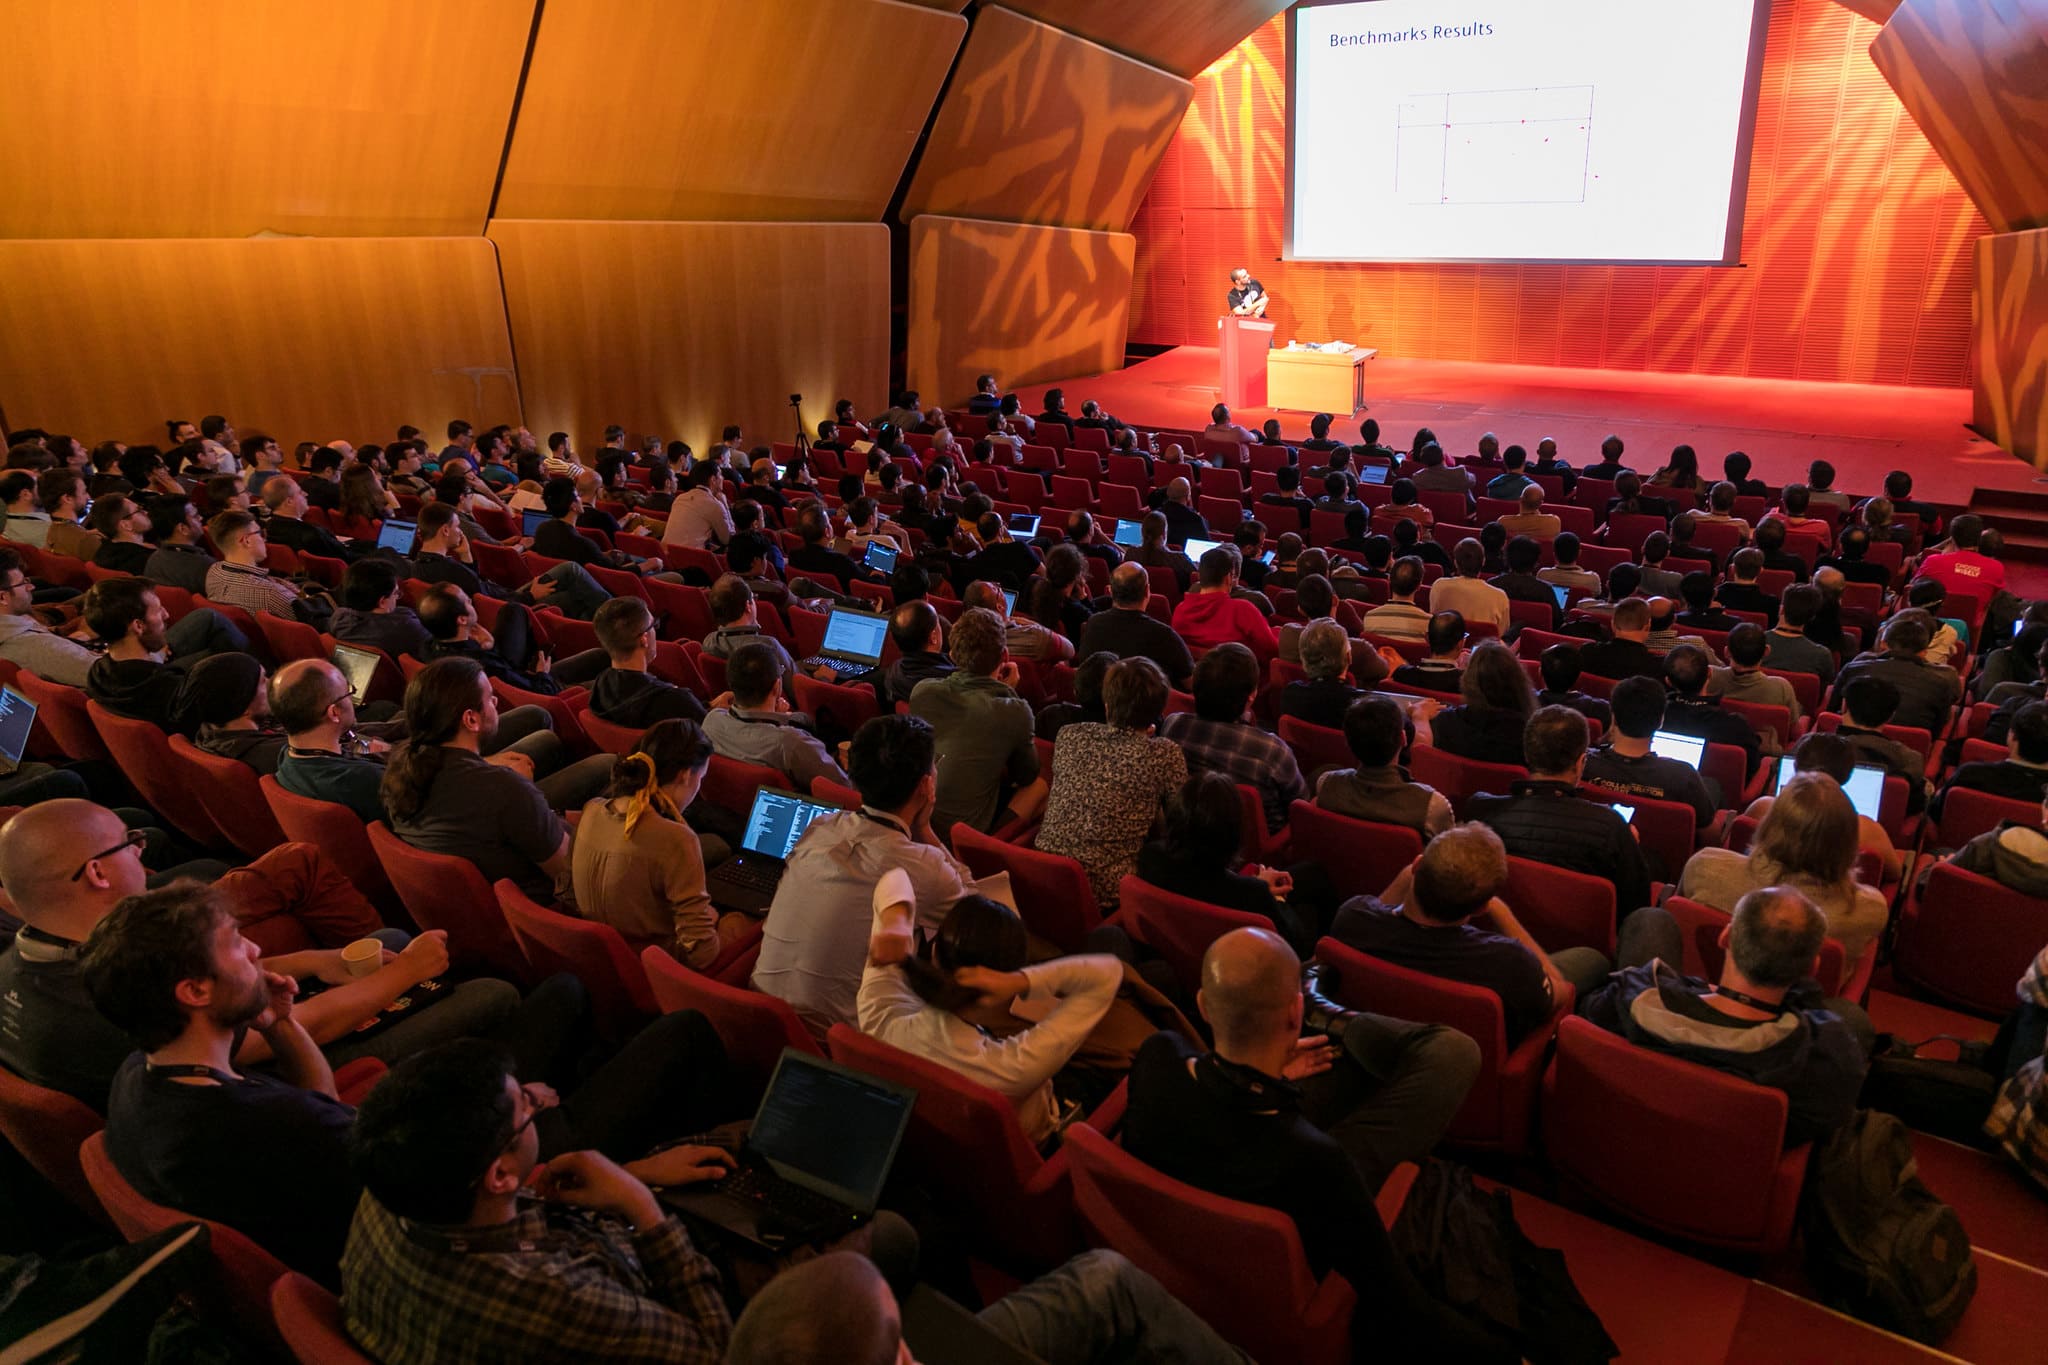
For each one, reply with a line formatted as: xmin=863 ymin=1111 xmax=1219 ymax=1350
xmin=331 ymin=644 xmax=382 ymax=702
xmin=1774 ymin=755 xmax=1885 ymax=821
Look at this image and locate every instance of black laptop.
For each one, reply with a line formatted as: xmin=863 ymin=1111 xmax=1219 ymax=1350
xmin=797 ymin=606 xmax=888 ymax=683
xmin=331 ymin=643 xmax=382 ymax=703
xmin=662 ymin=1049 xmax=916 ymax=1253
xmin=0 ymin=686 xmax=36 ymax=777
xmin=705 ymin=786 xmax=840 ymax=914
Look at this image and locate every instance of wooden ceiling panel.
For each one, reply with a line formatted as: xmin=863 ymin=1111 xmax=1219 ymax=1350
xmin=0 ymin=0 xmax=534 ymax=238
xmin=495 ymin=0 xmax=965 ymax=222
xmin=1000 ymin=0 xmax=1289 ymax=77
xmin=900 ymin=7 xmax=1191 ymax=233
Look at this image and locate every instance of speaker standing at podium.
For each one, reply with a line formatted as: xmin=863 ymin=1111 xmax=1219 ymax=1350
xmin=1226 ymin=268 xmax=1268 ymax=318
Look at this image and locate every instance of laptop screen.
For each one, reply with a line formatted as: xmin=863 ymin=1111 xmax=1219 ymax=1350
xmin=0 ymin=685 xmax=37 ymax=772
xmin=862 ymin=539 xmax=898 ymax=574
xmin=750 ymin=1050 xmax=916 ymax=1212
xmin=1775 ymin=755 xmax=1886 ymax=821
xmin=1183 ymin=537 xmax=1223 ymax=561
xmin=1649 ymin=730 xmax=1707 ymax=769
xmin=1112 ymin=519 xmax=1143 ymax=548
xmin=739 ymin=788 xmax=839 ymax=860
xmin=332 ymin=644 xmax=381 ymax=701
xmin=1550 ymin=583 xmax=1571 ymax=611
xmin=1609 ymin=802 xmax=1637 ymax=823
xmin=1358 ymin=464 xmax=1389 ymax=484
xmin=1001 ymin=589 xmax=1016 ymax=615
xmin=1006 ymin=512 xmax=1040 ymax=539
xmin=376 ymin=519 xmax=416 ymax=554
xmin=520 ymin=508 xmax=549 ymax=539
xmin=820 ymin=609 xmax=888 ymax=664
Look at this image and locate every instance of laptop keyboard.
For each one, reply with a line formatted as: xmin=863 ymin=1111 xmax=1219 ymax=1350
xmin=715 ymin=858 xmax=782 ymax=894
xmin=801 ymin=655 xmax=874 ymax=679
xmin=718 ymin=1163 xmax=850 ymax=1227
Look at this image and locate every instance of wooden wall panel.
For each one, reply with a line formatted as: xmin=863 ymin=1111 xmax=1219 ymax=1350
xmin=496 ymin=0 xmax=964 ymax=222
xmin=1869 ymin=0 xmax=2048 ymax=234
xmin=906 ymin=215 xmax=1134 ymax=409
xmin=900 ymin=7 xmax=1191 ymax=233
xmin=1131 ymin=1 xmax=1987 ymax=387
xmin=0 ymin=0 xmax=533 ymax=239
xmin=999 ymin=0 xmax=1289 ymax=77
xmin=489 ymin=221 xmax=888 ymax=456
xmin=1975 ymin=228 xmax=2048 ymax=468
xmin=0 ymin=239 xmax=518 ymax=446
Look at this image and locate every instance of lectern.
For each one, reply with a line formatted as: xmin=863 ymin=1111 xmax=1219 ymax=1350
xmin=1218 ymin=317 xmax=1276 ymax=409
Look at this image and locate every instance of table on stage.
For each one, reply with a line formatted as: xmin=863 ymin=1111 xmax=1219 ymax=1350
xmin=1266 ymin=345 xmax=1376 ymax=414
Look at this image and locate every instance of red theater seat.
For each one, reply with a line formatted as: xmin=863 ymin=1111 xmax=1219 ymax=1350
xmin=496 ymin=880 xmax=655 ymax=1039
xmin=640 ymin=947 xmax=820 ymax=1099
xmin=366 ymin=821 xmax=530 ymax=982
xmin=272 ymin=1273 xmax=375 ymax=1365
xmin=0 ymin=1063 xmax=107 ymax=1223
xmin=951 ymin=822 xmax=1102 ymax=950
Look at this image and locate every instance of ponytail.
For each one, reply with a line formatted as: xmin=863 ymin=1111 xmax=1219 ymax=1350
xmin=381 ymin=657 xmax=487 ymax=825
xmin=611 ymin=751 xmax=680 ymax=838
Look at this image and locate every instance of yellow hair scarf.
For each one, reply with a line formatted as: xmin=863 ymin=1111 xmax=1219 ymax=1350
xmin=618 ymin=753 xmax=680 ymax=838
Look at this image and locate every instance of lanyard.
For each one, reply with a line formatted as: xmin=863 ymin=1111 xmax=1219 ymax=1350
xmin=145 ymin=1062 xmax=238 ymax=1083
xmin=1711 ymin=985 xmax=1787 ymax=1017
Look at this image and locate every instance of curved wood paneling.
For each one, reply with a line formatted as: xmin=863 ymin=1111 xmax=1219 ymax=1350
xmin=0 ymin=0 xmax=533 ymax=239
xmin=0 ymin=239 xmax=519 ymax=444
xmin=906 ymin=215 xmax=1134 ymax=408
xmin=1000 ymin=0 xmax=1289 ymax=78
xmin=1869 ymin=0 xmax=2048 ymax=234
xmin=900 ymin=6 xmax=1191 ymax=233
xmin=489 ymin=220 xmax=888 ymax=455
xmin=1975 ymin=228 xmax=2048 ymax=468
xmin=496 ymin=0 xmax=965 ymax=222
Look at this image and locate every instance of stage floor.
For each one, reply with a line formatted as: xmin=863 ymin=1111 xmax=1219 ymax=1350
xmin=1011 ymin=348 xmax=2034 ymax=509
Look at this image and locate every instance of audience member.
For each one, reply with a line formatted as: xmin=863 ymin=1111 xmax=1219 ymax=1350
xmin=702 ymin=641 xmax=847 ymax=791
xmin=1827 ymin=613 xmax=1959 ymax=734
xmin=1577 ymin=597 xmax=1662 ymax=682
xmin=587 ymin=596 xmax=707 ymax=727
xmin=1361 ymin=556 xmax=1432 ymax=640
xmin=1172 ymin=545 xmax=1279 ymax=665
xmin=1932 ymin=699 xmax=2048 ymax=818
xmin=1744 ymin=732 xmax=1904 ymax=882
xmin=1661 ymin=643 xmax=1763 ymax=776
xmin=1425 ymin=640 xmax=1535 ymax=767
xmin=1280 ymin=618 xmax=1370 ymax=728
xmin=1535 ymin=641 xmax=1611 ymax=731
xmin=908 ymin=607 xmax=1043 ymax=835
xmin=1037 ymin=657 xmax=1186 ymax=907
xmin=82 ymin=576 xmax=247 ymax=727
xmin=1766 ymin=584 xmax=1837 ymax=680
xmin=1162 ymin=643 xmax=1304 ymax=833
xmin=1316 ymin=694 xmax=1453 ymax=838
xmin=1582 ymin=675 xmax=1718 ymax=828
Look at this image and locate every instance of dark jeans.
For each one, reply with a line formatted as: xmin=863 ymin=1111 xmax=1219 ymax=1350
xmin=1551 ymin=905 xmax=1685 ymax=997
xmin=1300 ymin=1012 xmax=1481 ymax=1193
xmin=166 ymin=606 xmax=248 ymax=663
xmin=0 ymin=763 xmax=88 ymax=810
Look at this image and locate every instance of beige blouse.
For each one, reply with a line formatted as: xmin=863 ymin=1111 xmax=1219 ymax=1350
xmin=570 ymin=798 xmax=720 ymax=968
xmin=1677 ymin=847 xmax=1887 ymax=980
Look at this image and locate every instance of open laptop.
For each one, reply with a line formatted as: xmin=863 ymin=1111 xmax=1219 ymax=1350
xmin=1774 ymin=755 xmax=1886 ymax=821
xmin=1112 ymin=519 xmax=1144 ymax=548
xmin=1183 ymin=536 xmax=1224 ymax=561
xmin=1649 ymin=730 xmax=1708 ymax=770
xmin=1006 ymin=512 xmax=1040 ymax=540
xmin=520 ymin=508 xmax=549 ymax=539
xmin=0 ymin=686 xmax=37 ymax=778
xmin=1609 ymin=802 xmax=1637 ymax=823
xmin=1001 ymin=588 xmax=1017 ymax=615
xmin=798 ymin=606 xmax=888 ymax=683
xmin=1357 ymin=464 xmax=1390 ymax=485
xmin=705 ymin=787 xmax=841 ymax=914
xmin=331 ymin=644 xmax=382 ymax=703
xmin=374 ymin=518 xmax=416 ymax=555
xmin=862 ymin=539 xmax=899 ymax=575
xmin=1550 ymin=582 xmax=1571 ymax=611
xmin=663 ymin=1049 xmax=916 ymax=1253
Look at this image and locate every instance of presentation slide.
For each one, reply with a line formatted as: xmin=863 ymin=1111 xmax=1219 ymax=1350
xmin=1289 ymin=0 xmax=1769 ymax=264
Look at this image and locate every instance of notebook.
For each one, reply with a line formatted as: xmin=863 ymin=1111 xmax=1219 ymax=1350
xmin=862 ymin=539 xmax=899 ymax=574
xmin=705 ymin=786 xmax=841 ymax=914
xmin=1609 ymin=802 xmax=1637 ymax=823
xmin=1006 ymin=512 xmax=1040 ymax=540
xmin=331 ymin=644 xmax=382 ymax=703
xmin=1001 ymin=588 xmax=1017 ymax=615
xmin=375 ymin=518 xmax=416 ymax=554
xmin=520 ymin=508 xmax=549 ymax=539
xmin=799 ymin=607 xmax=889 ymax=683
xmin=1112 ymin=519 xmax=1144 ymax=548
xmin=1774 ymin=755 xmax=1886 ymax=822
xmin=1648 ymin=730 xmax=1707 ymax=770
xmin=662 ymin=1049 xmax=916 ymax=1253
xmin=0 ymin=685 xmax=37 ymax=778
xmin=1357 ymin=464 xmax=1390 ymax=485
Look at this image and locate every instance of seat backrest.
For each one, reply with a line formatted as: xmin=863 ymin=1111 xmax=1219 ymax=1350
xmin=271 ymin=1273 xmax=375 ymax=1365
xmin=951 ymin=822 xmax=1102 ymax=951
xmin=170 ymin=734 xmax=287 ymax=858
xmin=578 ymin=707 xmax=643 ymax=755
xmin=1935 ymin=785 xmax=2044 ymax=850
xmin=1505 ymin=856 xmax=1616 ymax=955
xmin=80 ymin=1131 xmax=290 ymax=1327
xmin=86 ymin=700 xmax=229 ymax=849
xmin=1581 ymin=787 xmax=1695 ymax=883
xmin=0 ymin=1063 xmax=107 ymax=1221
xmin=1063 ymin=1123 xmax=1348 ymax=1365
xmin=640 ymin=946 xmax=820 ymax=1085
xmin=791 ymin=672 xmax=880 ymax=737
xmin=258 ymin=776 xmax=399 ymax=913
xmin=1546 ymin=1016 xmax=1799 ymax=1248
xmin=14 ymin=669 xmax=111 ymax=761
xmin=1287 ymin=802 xmax=1420 ymax=901
xmin=255 ymin=612 xmax=325 ymax=663
xmin=1275 ymin=715 xmax=1350 ymax=776
xmin=1315 ymin=934 xmax=1509 ymax=1061
xmin=1899 ymin=861 xmax=2048 ymax=1016
xmin=809 ymin=774 xmax=863 ymax=809
xmin=1406 ymin=744 xmax=1526 ymax=809
xmin=1113 ymin=875 xmax=1267 ymax=992
xmin=495 ymin=880 xmax=654 ymax=1033
xmin=701 ymin=753 xmax=785 ymax=816
xmin=365 ymin=822 xmax=529 ymax=981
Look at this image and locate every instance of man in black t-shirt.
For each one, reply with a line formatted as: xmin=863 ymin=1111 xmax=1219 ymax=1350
xmin=1225 ymin=268 xmax=1268 ymax=318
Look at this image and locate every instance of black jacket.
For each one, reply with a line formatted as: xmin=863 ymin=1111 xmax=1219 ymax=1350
xmin=1467 ymin=779 xmax=1653 ymax=917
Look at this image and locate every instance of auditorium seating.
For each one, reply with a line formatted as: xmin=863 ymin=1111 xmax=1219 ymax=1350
xmin=0 ymin=1063 xmax=107 ymax=1224
xmin=950 ymin=822 xmax=1102 ymax=951
xmin=496 ymin=879 xmax=655 ymax=1040
xmin=271 ymin=1274 xmax=376 ymax=1365
xmin=367 ymin=821 xmax=532 ymax=983
xmin=1894 ymin=861 xmax=2048 ymax=1017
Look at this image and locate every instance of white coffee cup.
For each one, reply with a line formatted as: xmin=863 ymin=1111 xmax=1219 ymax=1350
xmin=341 ymin=938 xmax=385 ymax=979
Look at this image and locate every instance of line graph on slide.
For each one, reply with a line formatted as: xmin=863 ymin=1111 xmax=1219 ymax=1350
xmin=1394 ymin=86 xmax=1595 ymax=206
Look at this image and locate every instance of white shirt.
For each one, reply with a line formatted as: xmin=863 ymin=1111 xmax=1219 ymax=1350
xmin=857 ymin=869 xmax=1119 ymax=1143
xmin=1426 ymin=576 xmax=1512 ymax=634
xmin=199 ymin=439 xmax=239 ymax=474
xmin=661 ymin=486 xmax=734 ymax=550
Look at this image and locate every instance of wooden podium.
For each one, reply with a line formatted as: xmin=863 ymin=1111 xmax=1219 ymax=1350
xmin=1217 ymin=317 xmax=1276 ymax=409
xmin=1266 ymin=345 xmax=1375 ymax=414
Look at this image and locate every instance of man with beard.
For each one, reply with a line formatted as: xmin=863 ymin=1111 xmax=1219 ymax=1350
xmin=83 ymin=879 xmax=363 ymax=1282
xmin=81 ymin=575 xmax=248 ymax=728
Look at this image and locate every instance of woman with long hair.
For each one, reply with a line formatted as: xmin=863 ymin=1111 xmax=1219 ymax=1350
xmin=859 ymin=886 xmax=1120 ymax=1146
xmin=1134 ymin=770 xmax=1326 ymax=953
xmin=1425 ymin=639 xmax=1536 ymax=767
xmin=1679 ymin=772 xmax=1887 ymax=974
xmin=340 ymin=461 xmax=397 ymax=523
xmin=571 ymin=718 xmax=750 ymax=968
xmin=1648 ymin=443 xmax=1702 ymax=502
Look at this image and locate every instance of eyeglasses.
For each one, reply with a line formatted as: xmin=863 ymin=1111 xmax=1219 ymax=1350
xmin=470 ymin=1094 xmax=540 ymax=1189
xmin=70 ymin=829 xmax=146 ymax=881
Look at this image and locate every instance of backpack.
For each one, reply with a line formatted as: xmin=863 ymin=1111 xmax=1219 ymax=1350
xmin=1799 ymin=1109 xmax=1977 ymax=1344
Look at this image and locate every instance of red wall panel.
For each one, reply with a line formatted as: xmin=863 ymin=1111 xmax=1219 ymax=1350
xmin=1130 ymin=0 xmax=1985 ymax=387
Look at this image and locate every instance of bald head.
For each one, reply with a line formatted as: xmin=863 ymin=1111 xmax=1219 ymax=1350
xmin=1727 ymin=885 xmax=1826 ymax=990
xmin=1814 ymin=566 xmax=1845 ymax=598
xmin=1109 ymin=560 xmax=1150 ymax=607
xmin=726 ymin=1252 xmax=899 ymax=1365
xmin=1519 ymin=483 xmax=1545 ymax=512
xmin=0 ymin=800 xmax=141 ymax=936
xmin=1199 ymin=927 xmax=1301 ymax=1051
xmin=1166 ymin=476 xmax=1192 ymax=505
xmin=961 ymin=580 xmax=1007 ymax=615
xmin=270 ymin=657 xmax=350 ymax=736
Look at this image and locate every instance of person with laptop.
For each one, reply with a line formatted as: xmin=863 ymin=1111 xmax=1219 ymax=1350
xmin=329 ymin=557 xmax=432 ymax=661
xmin=754 ymin=715 xmax=979 ymax=1030
xmin=1582 ymin=676 xmax=1720 ymax=832
xmin=700 ymin=575 xmax=814 ymax=705
xmin=1742 ymin=733 xmax=1903 ymax=883
xmin=1173 ymin=545 xmax=1279 ymax=667
xmin=876 ymin=599 xmax=956 ymax=709
xmin=1660 ymin=643 xmax=1764 ymax=777
xmin=702 ymin=642 xmax=848 ymax=793
xmin=910 ymin=608 xmax=1044 ymax=837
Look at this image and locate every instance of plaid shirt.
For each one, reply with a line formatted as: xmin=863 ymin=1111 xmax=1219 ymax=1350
xmin=1985 ymin=945 xmax=2048 ymax=1195
xmin=203 ymin=560 xmax=301 ymax=618
xmin=340 ymin=1191 xmax=731 ymax=1365
xmin=1161 ymin=712 xmax=1304 ymax=832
